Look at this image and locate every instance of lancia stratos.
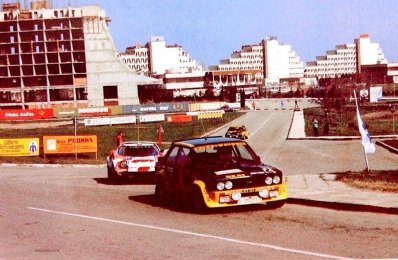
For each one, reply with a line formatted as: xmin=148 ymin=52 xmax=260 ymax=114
xmin=107 ymin=141 xmax=163 ymax=180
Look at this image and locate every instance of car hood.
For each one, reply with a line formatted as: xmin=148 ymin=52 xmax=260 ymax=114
xmin=200 ymin=163 xmax=281 ymax=182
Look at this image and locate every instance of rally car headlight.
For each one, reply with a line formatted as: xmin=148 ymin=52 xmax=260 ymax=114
xmin=217 ymin=182 xmax=225 ymax=191
xmin=231 ymin=191 xmax=241 ymax=201
xmin=265 ymin=176 xmax=273 ymax=185
xmin=270 ymin=190 xmax=279 ymax=198
xmin=225 ymin=181 xmax=233 ymax=190
xmin=259 ymin=189 xmax=269 ymax=198
xmin=273 ymin=176 xmax=281 ymax=184
xmin=120 ymin=161 xmax=127 ymax=168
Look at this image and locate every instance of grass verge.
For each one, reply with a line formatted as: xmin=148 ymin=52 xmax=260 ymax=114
xmin=335 ymin=170 xmax=398 ymax=193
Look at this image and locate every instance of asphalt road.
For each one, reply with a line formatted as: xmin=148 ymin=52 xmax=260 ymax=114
xmin=1 ymin=109 xmax=398 ymax=259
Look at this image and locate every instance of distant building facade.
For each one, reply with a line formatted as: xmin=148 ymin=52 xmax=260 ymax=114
xmin=120 ymin=36 xmax=203 ymax=76
xmin=304 ymin=34 xmax=388 ymax=79
xmin=205 ymin=36 xmax=304 ymax=97
xmin=0 ymin=1 xmax=158 ymax=109
xmin=120 ymin=36 xmax=204 ymax=101
xmin=209 ymin=36 xmax=305 ymax=83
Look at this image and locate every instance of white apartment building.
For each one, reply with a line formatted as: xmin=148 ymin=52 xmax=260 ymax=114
xmin=119 ymin=44 xmax=149 ymax=75
xmin=305 ymin=34 xmax=388 ymax=78
xmin=356 ymin=34 xmax=388 ymax=73
xmin=120 ymin=36 xmax=203 ymax=76
xmin=209 ymin=36 xmax=305 ymax=84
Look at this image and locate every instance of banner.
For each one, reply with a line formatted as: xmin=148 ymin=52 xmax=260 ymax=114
xmin=198 ymin=110 xmax=224 ymax=119
xmin=0 ymin=138 xmax=40 ymax=157
xmin=0 ymin=109 xmax=53 ymax=120
xmin=43 ymin=135 xmax=97 ymax=154
xmin=370 ymin=86 xmax=383 ymax=102
xmin=354 ymin=91 xmax=375 ymax=154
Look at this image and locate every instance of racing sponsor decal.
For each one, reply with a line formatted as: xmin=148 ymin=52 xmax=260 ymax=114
xmin=224 ymin=173 xmax=248 ymax=179
xmin=214 ymin=169 xmax=243 ymax=175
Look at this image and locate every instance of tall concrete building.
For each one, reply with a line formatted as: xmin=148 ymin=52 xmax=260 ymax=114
xmin=120 ymin=36 xmax=204 ymax=100
xmin=209 ymin=36 xmax=305 ymax=84
xmin=0 ymin=0 xmax=158 ymax=109
xmin=120 ymin=36 xmax=203 ymax=76
xmin=304 ymin=34 xmax=388 ymax=79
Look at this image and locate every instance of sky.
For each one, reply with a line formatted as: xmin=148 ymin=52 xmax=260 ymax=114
xmin=52 ymin=0 xmax=398 ymax=68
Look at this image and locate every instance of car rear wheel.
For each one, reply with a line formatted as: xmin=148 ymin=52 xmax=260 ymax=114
xmin=155 ymin=178 xmax=171 ymax=206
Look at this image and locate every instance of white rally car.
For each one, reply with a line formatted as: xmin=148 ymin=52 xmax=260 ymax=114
xmin=106 ymin=141 xmax=163 ymax=180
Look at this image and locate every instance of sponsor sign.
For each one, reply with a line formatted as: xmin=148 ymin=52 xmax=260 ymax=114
xmin=78 ymin=107 xmax=111 ymax=116
xmin=43 ymin=135 xmax=97 ymax=154
xmin=0 ymin=138 xmax=40 ymax=157
xmin=139 ymin=114 xmax=165 ymax=123
xmin=123 ymin=102 xmax=189 ymax=114
xmin=198 ymin=110 xmax=223 ymax=119
xmin=111 ymin=116 xmax=137 ymax=125
xmin=84 ymin=117 xmax=110 ymax=126
xmin=83 ymin=116 xmax=137 ymax=126
xmin=370 ymin=86 xmax=383 ymax=102
xmin=54 ymin=108 xmax=78 ymax=118
xmin=166 ymin=114 xmax=192 ymax=123
xmin=0 ymin=109 xmax=53 ymax=120
xmin=199 ymin=102 xmax=223 ymax=111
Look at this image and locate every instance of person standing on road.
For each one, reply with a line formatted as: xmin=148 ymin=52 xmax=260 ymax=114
xmin=312 ymin=117 xmax=319 ymax=137
xmin=116 ymin=130 xmax=124 ymax=146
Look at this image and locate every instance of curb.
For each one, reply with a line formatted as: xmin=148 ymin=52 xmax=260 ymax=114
xmin=376 ymin=140 xmax=398 ymax=155
xmin=287 ymin=198 xmax=398 ymax=215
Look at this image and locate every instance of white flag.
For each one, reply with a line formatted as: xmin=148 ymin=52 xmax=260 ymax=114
xmin=356 ymin=106 xmax=376 ymax=154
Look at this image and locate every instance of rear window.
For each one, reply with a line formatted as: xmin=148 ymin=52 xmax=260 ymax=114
xmin=124 ymin=146 xmax=158 ymax=156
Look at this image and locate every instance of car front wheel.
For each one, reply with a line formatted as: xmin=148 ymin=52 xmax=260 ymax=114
xmin=267 ymin=200 xmax=286 ymax=209
xmin=191 ymin=187 xmax=206 ymax=213
xmin=107 ymin=165 xmax=118 ymax=181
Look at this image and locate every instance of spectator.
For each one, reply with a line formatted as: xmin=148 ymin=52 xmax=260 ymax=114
xmin=116 ymin=130 xmax=124 ymax=146
xmin=312 ymin=117 xmax=319 ymax=137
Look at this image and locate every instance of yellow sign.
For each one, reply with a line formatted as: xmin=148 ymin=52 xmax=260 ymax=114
xmin=43 ymin=135 xmax=97 ymax=154
xmin=198 ymin=111 xmax=223 ymax=119
xmin=0 ymin=138 xmax=40 ymax=157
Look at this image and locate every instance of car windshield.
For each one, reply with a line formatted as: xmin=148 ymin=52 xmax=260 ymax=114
xmin=124 ymin=146 xmax=158 ymax=157
xmin=228 ymin=126 xmax=244 ymax=131
xmin=191 ymin=142 xmax=258 ymax=167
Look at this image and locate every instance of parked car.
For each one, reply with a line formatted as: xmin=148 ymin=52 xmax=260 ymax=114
xmin=225 ymin=125 xmax=249 ymax=139
xmin=220 ymin=104 xmax=238 ymax=112
xmin=106 ymin=141 xmax=163 ymax=180
xmin=154 ymin=136 xmax=287 ymax=211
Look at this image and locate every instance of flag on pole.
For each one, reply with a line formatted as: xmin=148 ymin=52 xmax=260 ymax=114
xmin=355 ymin=94 xmax=376 ymax=154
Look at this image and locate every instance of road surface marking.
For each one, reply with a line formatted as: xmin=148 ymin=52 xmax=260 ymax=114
xmin=28 ymin=206 xmax=350 ymax=259
xmin=250 ymin=112 xmax=275 ymax=137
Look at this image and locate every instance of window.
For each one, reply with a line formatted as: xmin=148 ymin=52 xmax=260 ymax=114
xmin=166 ymin=146 xmax=179 ymax=168
xmin=103 ymin=85 xmax=118 ymax=99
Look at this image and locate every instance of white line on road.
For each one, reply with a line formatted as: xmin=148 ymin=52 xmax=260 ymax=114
xmin=250 ymin=111 xmax=275 ymax=137
xmin=28 ymin=206 xmax=350 ymax=259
